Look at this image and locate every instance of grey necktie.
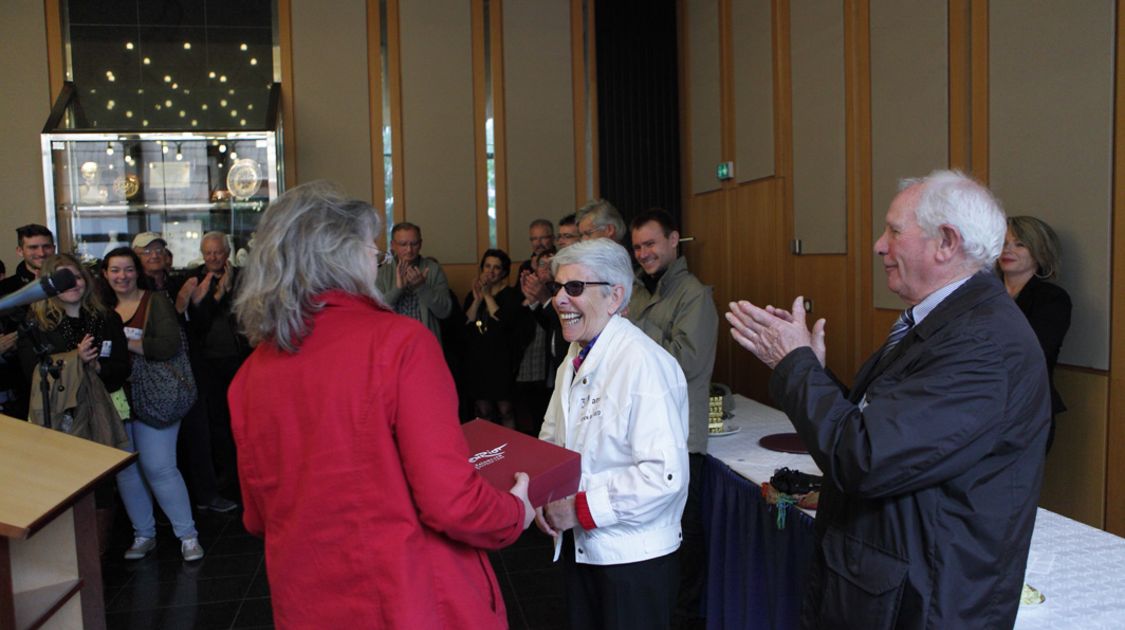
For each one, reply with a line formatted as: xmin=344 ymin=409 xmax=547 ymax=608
xmin=858 ymin=307 xmax=916 ymax=410
xmin=881 ymin=307 xmax=915 ymax=359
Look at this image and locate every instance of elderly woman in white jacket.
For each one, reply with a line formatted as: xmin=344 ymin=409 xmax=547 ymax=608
xmin=536 ymin=238 xmax=689 ymax=630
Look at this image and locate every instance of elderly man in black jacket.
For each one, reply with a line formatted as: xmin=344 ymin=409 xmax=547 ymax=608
xmin=727 ymin=170 xmax=1049 ymax=629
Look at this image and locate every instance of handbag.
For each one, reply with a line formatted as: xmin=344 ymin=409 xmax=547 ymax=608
xmin=130 ymin=294 xmax=198 ymax=428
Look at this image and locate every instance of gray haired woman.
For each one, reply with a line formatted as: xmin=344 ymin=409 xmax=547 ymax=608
xmin=228 ymin=181 xmax=533 ymax=629
xmin=535 ymin=238 xmax=690 ymax=630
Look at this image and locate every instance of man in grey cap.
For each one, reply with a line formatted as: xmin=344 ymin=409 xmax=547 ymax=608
xmin=133 ymin=232 xmax=182 ymax=307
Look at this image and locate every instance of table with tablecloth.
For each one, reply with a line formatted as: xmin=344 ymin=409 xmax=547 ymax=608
xmin=702 ymin=394 xmax=1125 ymax=629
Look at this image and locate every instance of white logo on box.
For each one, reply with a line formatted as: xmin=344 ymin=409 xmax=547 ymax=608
xmin=469 ymin=443 xmax=508 ymax=470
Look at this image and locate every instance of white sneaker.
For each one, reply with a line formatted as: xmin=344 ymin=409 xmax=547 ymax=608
xmin=124 ymin=536 xmax=156 ymax=560
xmin=181 ymin=537 xmax=204 ymax=562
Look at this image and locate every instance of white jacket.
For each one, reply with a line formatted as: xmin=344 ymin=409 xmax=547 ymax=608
xmin=540 ymin=315 xmax=690 ymax=565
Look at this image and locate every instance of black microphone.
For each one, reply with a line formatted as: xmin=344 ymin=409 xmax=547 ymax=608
xmin=0 ymin=268 xmax=79 ymax=311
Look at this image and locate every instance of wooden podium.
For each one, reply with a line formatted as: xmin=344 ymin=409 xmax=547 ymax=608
xmin=0 ymin=414 xmax=135 ymax=630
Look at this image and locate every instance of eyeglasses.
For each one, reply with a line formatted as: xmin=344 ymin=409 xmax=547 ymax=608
xmin=545 ymin=280 xmax=612 ymax=297
xmin=141 ymin=247 xmax=166 ymax=257
xmin=367 ymin=244 xmax=394 ymax=267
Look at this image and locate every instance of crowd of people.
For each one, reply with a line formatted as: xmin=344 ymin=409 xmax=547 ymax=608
xmin=1 ymin=226 xmax=243 ymax=563
xmin=0 ymin=168 xmax=1075 ymax=629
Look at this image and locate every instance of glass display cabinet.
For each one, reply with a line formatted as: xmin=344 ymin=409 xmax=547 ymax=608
xmin=41 ymin=82 xmax=284 ymax=269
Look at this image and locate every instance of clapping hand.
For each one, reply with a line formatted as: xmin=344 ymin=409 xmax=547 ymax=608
xmin=520 ymin=269 xmax=548 ymax=305
xmin=725 ymin=296 xmax=826 ymax=368
xmin=397 ymin=260 xmax=427 ymax=290
xmin=189 ymin=272 xmax=215 ymax=305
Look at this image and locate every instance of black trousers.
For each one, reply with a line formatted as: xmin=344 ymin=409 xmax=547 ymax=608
xmin=676 ymin=452 xmax=707 ymax=625
xmin=176 ymin=394 xmax=222 ymax=504
xmin=195 ymin=355 xmax=243 ymax=492
xmin=563 ymin=532 xmax=679 ymax=630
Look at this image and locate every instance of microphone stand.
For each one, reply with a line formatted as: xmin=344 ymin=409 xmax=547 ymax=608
xmin=20 ymin=319 xmax=61 ymax=429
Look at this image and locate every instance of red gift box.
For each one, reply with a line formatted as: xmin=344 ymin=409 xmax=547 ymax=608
xmin=462 ymin=419 xmax=581 ymax=508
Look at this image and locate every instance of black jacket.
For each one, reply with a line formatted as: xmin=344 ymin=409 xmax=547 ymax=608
xmin=17 ymin=309 xmax=130 ymax=394
xmin=1014 ymin=276 xmax=1071 ymax=415
xmin=1 ymin=263 xmax=38 ymax=417
xmin=771 ymin=272 xmax=1050 ymax=629
xmin=185 ymin=266 xmax=250 ymax=361
xmin=0 ymin=261 xmax=36 ymax=299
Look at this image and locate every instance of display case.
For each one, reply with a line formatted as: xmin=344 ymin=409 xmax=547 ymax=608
xmin=41 ymin=82 xmax=284 ymax=268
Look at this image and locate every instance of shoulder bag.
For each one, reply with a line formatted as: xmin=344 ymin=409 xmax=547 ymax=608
xmin=130 ymin=292 xmax=198 ymax=428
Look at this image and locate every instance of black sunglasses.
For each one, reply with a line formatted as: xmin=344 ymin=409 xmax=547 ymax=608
xmin=546 ymin=280 xmax=612 ymax=297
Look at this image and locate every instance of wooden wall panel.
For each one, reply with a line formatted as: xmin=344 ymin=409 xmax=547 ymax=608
xmin=790 ymin=0 xmax=846 ymax=254
xmin=683 ymin=190 xmax=731 ymax=388
xmin=686 ymin=0 xmax=723 ymax=194
xmin=502 ymin=0 xmax=576 ymax=262
xmin=730 ymin=178 xmax=785 ymax=402
xmin=731 ymin=0 xmax=774 ymax=182
xmin=1038 ymin=368 xmax=1108 ymax=528
xmin=290 ymin=0 xmax=374 ymax=201
xmin=794 ymin=255 xmax=850 ymax=381
xmin=869 ymin=308 xmax=900 ymax=358
xmin=0 ymin=0 xmax=52 ymax=244
xmin=989 ymin=0 xmax=1113 ymax=370
xmin=869 ymin=0 xmax=948 ymax=309
xmin=443 ymin=263 xmax=479 ymax=308
xmin=843 ymin=0 xmax=871 ymax=379
xmin=399 ymin=0 xmax=478 ymax=264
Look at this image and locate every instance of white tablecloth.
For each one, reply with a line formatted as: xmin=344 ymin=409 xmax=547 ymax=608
xmin=1015 ymin=509 xmax=1125 ymax=628
xmin=709 ymin=394 xmax=1125 ymax=628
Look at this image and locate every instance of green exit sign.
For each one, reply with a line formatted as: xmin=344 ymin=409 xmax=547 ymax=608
xmin=716 ymin=161 xmax=734 ymax=181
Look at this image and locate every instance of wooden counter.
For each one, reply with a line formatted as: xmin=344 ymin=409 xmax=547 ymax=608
xmin=0 ymin=414 xmax=135 ymax=630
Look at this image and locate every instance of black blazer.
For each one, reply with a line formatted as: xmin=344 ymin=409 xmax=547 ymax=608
xmin=770 ymin=272 xmax=1051 ymax=629
xmin=1014 ymin=276 xmax=1072 ymax=414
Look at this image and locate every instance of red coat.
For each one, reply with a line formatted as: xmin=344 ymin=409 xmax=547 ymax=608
xmin=229 ymin=291 xmax=524 ymax=629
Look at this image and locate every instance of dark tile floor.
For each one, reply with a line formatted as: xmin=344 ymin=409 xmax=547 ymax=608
xmin=100 ymin=506 xmax=566 ymax=629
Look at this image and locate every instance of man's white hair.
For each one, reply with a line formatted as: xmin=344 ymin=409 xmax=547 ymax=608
xmin=900 ymin=170 xmax=1007 ymax=270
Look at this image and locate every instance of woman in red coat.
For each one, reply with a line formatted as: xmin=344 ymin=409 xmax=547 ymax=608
xmin=229 ymin=182 xmax=535 ymax=629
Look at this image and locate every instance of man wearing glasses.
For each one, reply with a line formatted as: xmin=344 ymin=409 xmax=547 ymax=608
xmin=576 ymin=199 xmax=627 ymax=244
xmin=375 ymin=222 xmax=453 ymax=343
xmin=132 ymin=232 xmax=191 ymax=314
xmin=556 ymin=213 xmax=580 ymax=249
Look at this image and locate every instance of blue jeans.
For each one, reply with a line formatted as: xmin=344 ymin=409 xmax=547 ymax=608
xmin=117 ymin=420 xmax=198 ymax=540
